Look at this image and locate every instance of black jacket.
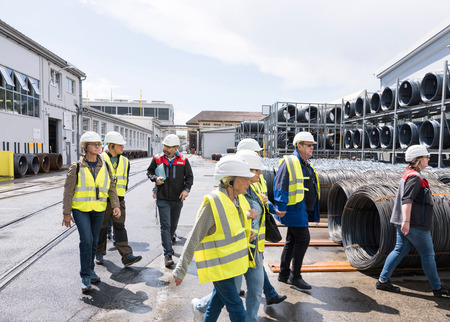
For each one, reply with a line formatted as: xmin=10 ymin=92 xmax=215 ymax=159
xmin=147 ymin=152 xmax=194 ymax=201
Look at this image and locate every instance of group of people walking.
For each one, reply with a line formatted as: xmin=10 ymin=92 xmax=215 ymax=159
xmin=63 ymin=128 xmax=449 ymax=319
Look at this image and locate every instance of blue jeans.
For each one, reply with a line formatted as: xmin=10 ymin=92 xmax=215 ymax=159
xmin=204 ymin=276 xmax=246 ymax=322
xmin=72 ymin=209 xmax=104 ymax=279
xmin=263 ymin=267 xmax=278 ymax=300
xmin=196 ymin=276 xmax=242 ymax=314
xmin=157 ymin=199 xmax=183 ymax=256
xmin=243 ymin=253 xmax=264 ymax=322
xmin=379 ymin=225 xmax=441 ymax=290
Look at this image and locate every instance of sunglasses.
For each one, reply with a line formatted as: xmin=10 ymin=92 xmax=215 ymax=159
xmin=302 ymin=143 xmax=315 ymax=147
xmin=88 ymin=143 xmax=102 ymax=147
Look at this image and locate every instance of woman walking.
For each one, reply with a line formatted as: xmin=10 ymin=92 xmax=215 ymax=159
xmin=376 ymin=145 xmax=449 ymax=297
xmin=62 ymin=131 xmax=121 ymax=293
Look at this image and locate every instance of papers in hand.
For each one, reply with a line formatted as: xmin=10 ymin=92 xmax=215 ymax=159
xmin=155 ymin=163 xmax=166 ymax=181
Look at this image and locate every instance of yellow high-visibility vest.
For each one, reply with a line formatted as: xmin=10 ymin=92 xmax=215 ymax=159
xmin=194 ymin=191 xmax=251 ymax=283
xmin=279 ymin=155 xmax=306 ymax=205
xmin=72 ymin=162 xmax=110 ymax=212
xmin=249 ymin=184 xmax=266 ymax=253
xmin=102 ymin=152 xmax=129 ymax=197
xmin=253 ymin=174 xmax=268 ymax=195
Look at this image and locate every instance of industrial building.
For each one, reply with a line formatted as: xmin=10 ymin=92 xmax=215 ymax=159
xmin=0 ymin=19 xmax=172 ymax=166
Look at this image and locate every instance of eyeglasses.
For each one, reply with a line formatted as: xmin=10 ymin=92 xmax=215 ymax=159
xmin=302 ymin=143 xmax=315 ymax=148
xmin=89 ymin=143 xmax=102 ymax=147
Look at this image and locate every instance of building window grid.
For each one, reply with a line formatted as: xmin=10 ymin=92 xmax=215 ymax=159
xmin=66 ymin=77 xmax=75 ymax=94
xmin=0 ymin=66 xmax=40 ymax=117
xmin=72 ymin=115 xmax=76 ymax=143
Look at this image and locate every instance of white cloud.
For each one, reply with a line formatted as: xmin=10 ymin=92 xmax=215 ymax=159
xmin=174 ymin=111 xmax=194 ymax=126
xmin=80 ymin=0 xmax=450 ymax=92
xmin=83 ymin=78 xmax=130 ymax=101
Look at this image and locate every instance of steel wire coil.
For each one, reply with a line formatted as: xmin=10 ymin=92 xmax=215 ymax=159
xmin=328 ymin=175 xmax=401 ymax=244
xmin=342 ymin=179 xmax=450 ymax=270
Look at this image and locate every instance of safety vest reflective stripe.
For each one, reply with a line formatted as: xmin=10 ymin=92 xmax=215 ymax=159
xmin=195 ymin=248 xmax=249 ymax=269
xmin=102 ymin=152 xmax=128 ymax=197
xmin=72 ymin=164 xmax=110 ymax=212
xmin=194 ymin=190 xmax=250 ymax=283
xmin=197 ymin=193 xmax=246 ymax=251
xmin=280 ymin=155 xmax=305 ymax=205
xmin=249 ymin=184 xmax=266 ymax=252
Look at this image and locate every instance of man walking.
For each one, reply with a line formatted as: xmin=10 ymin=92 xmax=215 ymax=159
xmin=95 ymin=131 xmax=142 ymax=267
xmin=147 ymin=134 xmax=194 ymax=268
xmin=273 ymin=131 xmax=320 ymax=289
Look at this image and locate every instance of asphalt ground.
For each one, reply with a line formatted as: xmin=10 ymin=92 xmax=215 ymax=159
xmin=0 ymin=155 xmax=449 ymax=321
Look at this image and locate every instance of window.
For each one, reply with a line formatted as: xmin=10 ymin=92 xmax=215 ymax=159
xmin=225 ymin=123 xmax=233 ymax=127
xmin=158 ymin=108 xmax=169 ymax=120
xmin=114 ymin=125 xmax=119 ymax=132
xmin=101 ymin=122 xmax=106 ymax=136
xmin=51 ymin=69 xmax=61 ymax=98
xmin=105 ymin=106 xmax=116 ymax=114
xmin=93 ymin=120 xmax=99 ymax=133
xmin=118 ymin=106 xmax=128 ymax=115
xmin=0 ymin=88 xmax=4 ymax=111
xmin=83 ymin=118 xmax=90 ymax=131
xmin=144 ymin=107 xmax=154 ymax=117
xmin=125 ymin=129 xmax=129 ymax=145
xmin=132 ymin=107 xmax=141 ymax=116
xmin=202 ymin=123 xmax=210 ymax=126
xmin=91 ymin=105 xmax=102 ymax=111
xmin=214 ymin=123 xmax=221 ymax=126
xmin=66 ymin=78 xmax=75 ymax=94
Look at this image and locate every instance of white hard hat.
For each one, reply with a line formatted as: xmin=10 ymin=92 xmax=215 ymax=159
xmin=235 ymin=150 xmax=263 ymax=170
xmin=162 ymin=134 xmax=180 ymax=147
xmin=104 ymin=131 xmax=127 ymax=145
xmin=293 ymin=131 xmax=317 ymax=146
xmin=214 ymin=155 xmax=255 ymax=181
xmin=405 ymin=144 xmax=429 ymax=162
xmin=80 ymin=131 xmax=102 ymax=147
xmin=237 ymin=138 xmax=263 ymax=152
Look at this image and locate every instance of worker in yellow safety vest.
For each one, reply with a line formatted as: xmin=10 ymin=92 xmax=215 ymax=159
xmin=172 ymin=155 xmax=257 ymax=322
xmin=95 ymin=131 xmax=142 ymax=268
xmin=62 ymin=131 xmax=120 ymax=294
xmin=236 ymin=138 xmax=287 ymax=307
xmin=273 ymin=131 xmax=320 ymax=290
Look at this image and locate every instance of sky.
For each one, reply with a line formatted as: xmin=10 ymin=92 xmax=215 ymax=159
xmin=2 ymin=0 xmax=450 ymax=126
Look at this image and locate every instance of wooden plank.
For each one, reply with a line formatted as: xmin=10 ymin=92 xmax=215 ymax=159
xmin=265 ymin=239 xmax=342 ymax=247
xmin=268 ymin=261 xmax=358 ymax=273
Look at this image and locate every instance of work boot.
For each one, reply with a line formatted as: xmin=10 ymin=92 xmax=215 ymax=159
xmin=123 ymin=254 xmax=142 ymax=267
xmin=288 ymin=276 xmax=311 ymax=289
xmin=433 ymin=283 xmax=450 ymax=297
xmin=376 ymin=279 xmax=400 ymax=293
xmin=165 ymin=255 xmax=174 ymax=268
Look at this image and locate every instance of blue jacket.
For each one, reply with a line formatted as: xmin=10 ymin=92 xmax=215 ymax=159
xmin=273 ymin=150 xmax=309 ymax=227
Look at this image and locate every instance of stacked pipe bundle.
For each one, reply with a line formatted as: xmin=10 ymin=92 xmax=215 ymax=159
xmin=325 ymin=133 xmax=340 ymax=150
xmin=399 ymin=122 xmax=422 ymax=149
xmin=344 ymin=100 xmax=355 ymax=119
xmin=419 ymin=119 xmax=450 ymax=149
xmin=341 ymin=179 xmax=450 ymax=270
xmin=399 ymin=79 xmax=422 ymax=107
xmin=297 ymin=105 xmax=319 ymax=123
xmin=369 ymin=126 xmax=381 ymax=149
xmin=278 ymin=104 xmax=296 ymax=122
xmin=326 ymin=107 xmax=342 ymax=123
xmin=344 ymin=129 xmax=354 ymax=149
xmin=379 ymin=125 xmax=400 ymax=149
xmin=420 ymin=72 xmax=450 ymax=103
xmin=381 ymin=87 xmax=396 ymax=111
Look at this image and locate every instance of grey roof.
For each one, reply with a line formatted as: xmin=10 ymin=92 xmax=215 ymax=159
xmin=186 ymin=110 xmax=265 ymax=125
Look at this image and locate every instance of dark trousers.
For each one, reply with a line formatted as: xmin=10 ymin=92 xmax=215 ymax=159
xmin=279 ymin=226 xmax=310 ymax=280
xmin=157 ymin=199 xmax=183 ymax=256
xmin=96 ymin=200 xmax=133 ymax=264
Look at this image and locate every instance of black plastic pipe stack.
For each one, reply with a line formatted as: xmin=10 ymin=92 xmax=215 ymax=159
xmin=399 ymin=121 xmax=422 ymax=149
xmin=419 ymin=119 xmax=450 ymax=149
xmin=399 ymin=79 xmax=422 ymax=107
xmin=370 ymin=93 xmax=381 ymax=114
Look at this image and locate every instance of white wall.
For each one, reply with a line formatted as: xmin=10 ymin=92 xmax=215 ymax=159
xmin=202 ymin=129 xmax=235 ymax=159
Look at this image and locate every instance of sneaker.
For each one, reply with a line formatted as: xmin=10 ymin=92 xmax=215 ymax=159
xmin=165 ymin=255 xmax=174 ymax=268
xmin=376 ymin=280 xmax=400 ymax=293
xmin=266 ymin=294 xmax=287 ymax=305
xmin=288 ymin=277 xmax=312 ymax=290
xmin=81 ymin=277 xmax=91 ymax=294
xmin=191 ymin=298 xmax=205 ymax=322
xmin=433 ymin=283 xmax=450 ymax=297
xmin=95 ymin=253 xmax=104 ymax=265
xmin=91 ymin=272 xmax=101 ymax=284
xmin=123 ymin=254 xmax=142 ymax=267
xmin=172 ymin=233 xmax=178 ymax=243
xmin=107 ymin=231 xmax=112 ymax=240
xmin=239 ymin=289 xmax=245 ymax=297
